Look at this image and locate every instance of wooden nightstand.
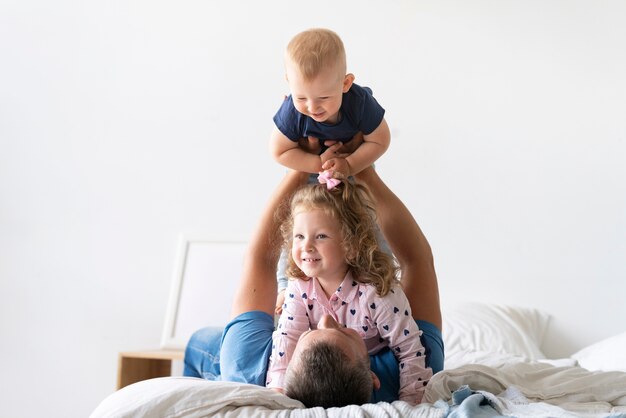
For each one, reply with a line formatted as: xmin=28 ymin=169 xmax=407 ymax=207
xmin=117 ymin=349 xmax=184 ymax=389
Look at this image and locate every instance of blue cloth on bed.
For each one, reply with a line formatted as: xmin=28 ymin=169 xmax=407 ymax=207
xmin=435 ymin=385 xmax=507 ymax=418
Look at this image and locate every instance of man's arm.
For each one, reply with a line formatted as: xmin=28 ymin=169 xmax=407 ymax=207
xmin=270 ymin=127 xmax=324 ymax=174
xmin=230 ymin=170 xmax=309 ymax=318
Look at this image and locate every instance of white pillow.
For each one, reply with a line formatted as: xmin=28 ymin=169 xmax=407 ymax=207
xmin=571 ymin=331 xmax=626 ymax=372
xmin=443 ymin=302 xmax=550 ymax=366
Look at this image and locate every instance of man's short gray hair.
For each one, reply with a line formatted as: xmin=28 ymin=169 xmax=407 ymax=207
xmin=284 ymin=341 xmax=372 ymax=408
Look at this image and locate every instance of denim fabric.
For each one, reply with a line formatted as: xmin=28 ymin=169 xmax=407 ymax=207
xmin=447 ymin=385 xmax=507 ymax=418
xmin=183 ymin=326 xmax=223 ymax=379
xmin=183 ymin=311 xmax=274 ymax=386
xmin=219 ymin=311 xmax=274 ymax=385
xmin=417 ymin=319 xmax=445 ymax=374
xmin=369 ymin=319 xmax=444 ymax=403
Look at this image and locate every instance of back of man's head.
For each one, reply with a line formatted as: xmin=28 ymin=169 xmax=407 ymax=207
xmin=284 ymin=341 xmax=372 ymax=408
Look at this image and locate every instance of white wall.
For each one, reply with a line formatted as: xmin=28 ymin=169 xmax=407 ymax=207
xmin=1 ymin=1 xmax=624 ymax=417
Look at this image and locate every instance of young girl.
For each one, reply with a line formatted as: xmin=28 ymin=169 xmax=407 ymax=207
xmin=266 ymin=170 xmax=432 ymax=405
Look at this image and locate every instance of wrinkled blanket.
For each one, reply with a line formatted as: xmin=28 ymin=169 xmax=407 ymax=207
xmin=425 ymin=362 xmax=626 ymax=417
xmin=437 ymin=385 xmax=626 ymax=418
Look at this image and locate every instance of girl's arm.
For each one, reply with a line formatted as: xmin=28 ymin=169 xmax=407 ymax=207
xmin=270 ymin=127 xmax=323 ymax=174
xmin=372 ymin=287 xmax=432 ymax=405
xmin=266 ymin=280 xmax=310 ymax=390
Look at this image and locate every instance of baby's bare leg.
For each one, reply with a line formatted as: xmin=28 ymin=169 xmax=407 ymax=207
xmin=230 ymin=170 xmax=309 ymax=318
xmin=355 ymin=167 xmax=442 ymax=330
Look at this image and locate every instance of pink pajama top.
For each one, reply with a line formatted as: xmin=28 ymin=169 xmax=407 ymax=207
xmin=266 ymin=272 xmax=432 ymax=405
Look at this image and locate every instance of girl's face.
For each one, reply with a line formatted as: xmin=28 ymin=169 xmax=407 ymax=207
xmin=291 ymin=207 xmax=348 ymax=282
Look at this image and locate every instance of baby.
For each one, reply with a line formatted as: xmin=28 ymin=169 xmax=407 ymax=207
xmin=269 ymin=27 xmax=391 ymax=178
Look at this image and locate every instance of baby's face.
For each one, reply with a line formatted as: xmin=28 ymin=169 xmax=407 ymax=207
xmin=286 ymin=59 xmax=351 ymax=125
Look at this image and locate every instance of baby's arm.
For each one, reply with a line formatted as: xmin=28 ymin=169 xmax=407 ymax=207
xmin=270 ymin=127 xmax=324 ymax=174
xmin=266 ymin=280 xmax=310 ymax=391
xmin=323 ymin=119 xmax=390 ymax=176
xmin=372 ymin=287 xmax=432 ymax=405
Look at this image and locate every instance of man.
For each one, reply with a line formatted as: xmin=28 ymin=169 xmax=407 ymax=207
xmin=184 ymin=145 xmax=443 ymax=407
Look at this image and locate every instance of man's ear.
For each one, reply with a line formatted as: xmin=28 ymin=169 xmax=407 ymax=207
xmin=370 ymin=370 xmax=381 ymax=391
xmin=342 ymin=73 xmax=355 ymax=93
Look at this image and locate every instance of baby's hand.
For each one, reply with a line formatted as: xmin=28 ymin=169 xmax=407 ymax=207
xmin=275 ymin=289 xmax=286 ymax=316
xmin=322 ymin=157 xmax=351 ymax=178
xmin=320 ymin=142 xmax=347 ymax=165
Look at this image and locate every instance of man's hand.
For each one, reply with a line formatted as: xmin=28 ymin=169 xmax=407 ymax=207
xmin=297 ymin=136 xmax=322 ymax=155
xmin=298 ymin=132 xmax=365 ymax=157
xmin=335 ymin=131 xmax=364 ymax=154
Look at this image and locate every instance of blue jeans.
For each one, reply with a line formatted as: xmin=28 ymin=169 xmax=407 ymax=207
xmin=183 ymin=311 xmax=274 ymax=385
xmin=183 ymin=326 xmax=223 ymax=380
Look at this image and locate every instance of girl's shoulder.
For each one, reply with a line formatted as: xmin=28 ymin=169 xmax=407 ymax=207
xmin=286 ymin=277 xmax=309 ymax=288
xmin=364 ymin=282 xmax=408 ymax=302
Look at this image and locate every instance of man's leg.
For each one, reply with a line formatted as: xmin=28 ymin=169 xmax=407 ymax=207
xmin=355 ymin=167 xmax=441 ymax=329
xmin=355 ymin=168 xmax=444 ymax=373
xmin=183 ymin=327 xmax=223 ymax=378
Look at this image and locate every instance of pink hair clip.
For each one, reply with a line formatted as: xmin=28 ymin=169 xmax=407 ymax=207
xmin=317 ymin=170 xmax=342 ymax=190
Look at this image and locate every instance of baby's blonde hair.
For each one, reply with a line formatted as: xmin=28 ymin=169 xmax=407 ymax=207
xmin=286 ymin=28 xmax=346 ymax=81
xmin=280 ymin=179 xmax=398 ymax=296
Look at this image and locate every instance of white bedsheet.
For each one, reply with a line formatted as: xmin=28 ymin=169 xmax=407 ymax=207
xmin=90 ymin=362 xmax=626 ymax=418
xmin=89 ymin=377 xmax=445 ymax=418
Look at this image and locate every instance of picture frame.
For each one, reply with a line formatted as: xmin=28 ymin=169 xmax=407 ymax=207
xmin=160 ymin=236 xmax=247 ymax=350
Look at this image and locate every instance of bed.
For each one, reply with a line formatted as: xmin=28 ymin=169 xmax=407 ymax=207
xmin=90 ymin=303 xmax=626 ymax=418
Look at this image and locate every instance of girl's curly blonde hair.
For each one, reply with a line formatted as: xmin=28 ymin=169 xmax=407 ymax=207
xmin=279 ymin=179 xmax=398 ymax=296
